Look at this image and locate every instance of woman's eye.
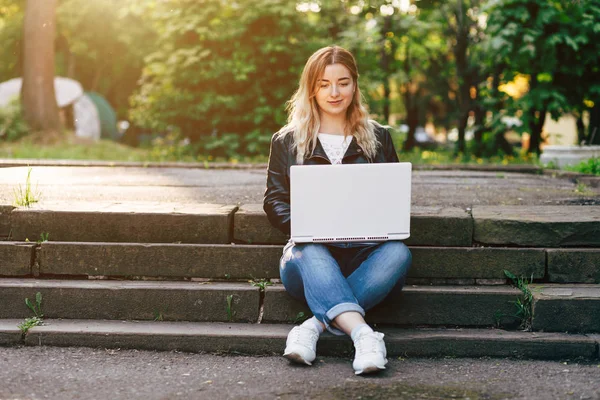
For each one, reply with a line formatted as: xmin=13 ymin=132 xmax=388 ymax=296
xmin=320 ymin=84 xmax=329 ymax=88
xmin=341 ymin=83 xmax=349 ymax=87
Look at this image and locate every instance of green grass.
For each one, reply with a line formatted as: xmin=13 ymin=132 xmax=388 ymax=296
xmin=566 ymin=157 xmax=600 ymax=176
xmin=503 ymin=270 xmax=535 ymax=331
xmin=13 ymin=167 xmax=40 ymax=207
xmin=0 ymin=130 xmax=539 ymax=166
xmin=398 ymin=148 xmax=538 ymax=166
xmin=249 ymin=278 xmax=273 ymax=292
xmin=36 ymin=232 xmax=49 ymax=244
xmin=226 ymin=294 xmax=236 ymax=322
xmin=0 ymin=131 xmax=268 ymax=164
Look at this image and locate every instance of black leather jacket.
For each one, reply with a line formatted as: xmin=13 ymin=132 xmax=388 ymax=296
xmin=263 ymin=125 xmax=399 ymax=235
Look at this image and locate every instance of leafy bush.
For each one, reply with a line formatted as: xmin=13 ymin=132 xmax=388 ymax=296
xmin=567 ymin=157 xmax=600 ymax=176
xmin=129 ymin=0 xmax=314 ymax=157
xmin=0 ymin=101 xmax=29 ymax=142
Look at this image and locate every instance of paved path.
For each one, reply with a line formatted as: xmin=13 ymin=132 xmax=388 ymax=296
xmin=1 ymin=346 xmax=599 ymax=400
xmin=1 ymin=166 xmax=598 ymax=207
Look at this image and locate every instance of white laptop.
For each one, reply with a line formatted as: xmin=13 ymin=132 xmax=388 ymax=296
xmin=290 ymin=162 xmax=412 ymax=243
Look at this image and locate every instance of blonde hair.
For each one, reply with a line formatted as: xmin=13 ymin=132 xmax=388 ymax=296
xmin=278 ymin=45 xmax=380 ymax=164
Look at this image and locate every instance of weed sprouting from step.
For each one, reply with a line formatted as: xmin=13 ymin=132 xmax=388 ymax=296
xmin=249 ymin=278 xmax=273 ymax=292
xmin=249 ymin=278 xmax=272 ymax=324
xmin=37 ymin=232 xmax=49 ymax=244
xmin=13 ymin=167 xmax=41 ymax=207
xmin=574 ymin=180 xmax=594 ymax=195
xmin=18 ymin=317 xmax=43 ymax=334
xmin=18 ymin=292 xmax=44 ymax=335
xmin=226 ymin=294 xmax=237 ymax=322
xmin=153 ymin=306 xmax=168 ymax=321
xmin=504 ymin=270 xmax=535 ymax=331
xmin=293 ymin=312 xmax=309 ymax=324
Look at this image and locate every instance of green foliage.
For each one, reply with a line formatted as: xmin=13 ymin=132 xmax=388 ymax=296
xmin=226 ymin=294 xmax=236 ymax=322
xmin=18 ymin=316 xmax=42 ymax=334
xmin=153 ymin=306 xmax=168 ymax=321
xmin=18 ymin=292 xmax=44 ymax=334
xmin=37 ymin=232 xmax=49 ymax=244
xmin=129 ymin=0 xmax=314 ymax=157
xmin=0 ymin=0 xmax=24 ymax=82
xmin=55 ymin=0 xmax=156 ymax=117
xmin=398 ymin=147 xmax=536 ymax=166
xmin=249 ymin=278 xmax=273 ymax=292
xmin=481 ymin=0 xmax=600 ymax=153
xmin=13 ymin=167 xmax=40 ymax=207
xmin=0 ymin=100 xmax=29 ymax=142
xmin=293 ymin=311 xmax=309 ymax=324
xmin=25 ymin=291 xmax=43 ymax=318
xmin=504 ymin=270 xmax=534 ymax=331
xmin=566 ymin=157 xmax=600 ymax=176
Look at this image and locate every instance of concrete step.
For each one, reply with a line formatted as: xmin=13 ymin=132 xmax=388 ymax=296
xmin=1 ymin=319 xmax=597 ymax=360
xmin=4 ymin=203 xmax=599 ymax=247
xmin=0 ymin=279 xmax=521 ymax=328
xmin=472 ymin=206 xmax=600 ymax=247
xmin=237 ymin=205 xmax=600 ymax=247
xmin=531 ymin=284 xmax=600 ymax=333
xmin=1 ymin=241 xmax=554 ymax=281
xmin=4 ymin=241 xmax=598 ymax=284
xmin=235 ymin=205 xmax=474 ymax=246
xmin=7 ymin=203 xmax=237 ymax=244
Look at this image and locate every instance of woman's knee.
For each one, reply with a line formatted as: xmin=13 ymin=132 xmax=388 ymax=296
xmin=280 ymin=243 xmax=332 ymax=273
xmin=379 ymin=241 xmax=412 ymax=275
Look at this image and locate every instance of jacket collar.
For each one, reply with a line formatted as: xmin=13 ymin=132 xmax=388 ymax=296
xmin=306 ymin=135 xmax=364 ymax=163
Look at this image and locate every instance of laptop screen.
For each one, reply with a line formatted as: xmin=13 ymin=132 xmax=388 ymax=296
xmin=290 ymin=163 xmax=412 ymax=243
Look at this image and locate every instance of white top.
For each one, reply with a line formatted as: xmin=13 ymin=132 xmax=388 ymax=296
xmin=318 ymin=133 xmax=352 ymax=164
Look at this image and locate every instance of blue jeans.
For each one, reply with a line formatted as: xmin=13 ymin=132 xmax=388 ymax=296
xmin=279 ymin=240 xmax=412 ymax=335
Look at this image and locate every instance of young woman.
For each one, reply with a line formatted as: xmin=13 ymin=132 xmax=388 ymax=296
xmin=263 ymin=45 xmax=412 ymax=375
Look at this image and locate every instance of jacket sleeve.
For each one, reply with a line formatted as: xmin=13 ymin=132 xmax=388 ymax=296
xmin=263 ymin=133 xmax=291 ymax=235
xmin=383 ymin=127 xmax=400 ymax=162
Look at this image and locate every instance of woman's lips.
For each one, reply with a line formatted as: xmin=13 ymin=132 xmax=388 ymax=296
xmin=328 ymin=100 xmax=343 ymax=105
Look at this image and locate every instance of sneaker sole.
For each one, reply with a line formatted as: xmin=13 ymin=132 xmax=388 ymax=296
xmin=355 ymin=364 xmax=386 ymax=375
xmin=283 ymin=352 xmax=312 ymax=366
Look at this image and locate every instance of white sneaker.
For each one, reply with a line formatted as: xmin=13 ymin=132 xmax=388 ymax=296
xmin=352 ymin=331 xmax=388 ymax=375
xmin=283 ymin=326 xmax=319 ymax=365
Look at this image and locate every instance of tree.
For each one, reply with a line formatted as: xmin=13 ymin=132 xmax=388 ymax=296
xmin=483 ymin=0 xmax=600 ymax=154
xmin=129 ymin=0 xmax=314 ymax=156
xmin=20 ymin=0 xmax=60 ymax=131
xmin=0 ymin=0 xmax=25 ymax=83
xmin=55 ymin=0 xmax=156 ymax=117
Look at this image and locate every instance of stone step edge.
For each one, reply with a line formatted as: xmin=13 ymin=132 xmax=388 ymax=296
xmin=0 ymin=319 xmax=597 ymax=360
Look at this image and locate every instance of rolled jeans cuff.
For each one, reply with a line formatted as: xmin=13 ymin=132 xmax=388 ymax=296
xmin=323 ymin=302 xmax=365 ymax=336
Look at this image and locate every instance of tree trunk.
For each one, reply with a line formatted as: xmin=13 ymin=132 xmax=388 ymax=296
xmin=380 ymin=15 xmax=393 ymax=123
xmin=21 ymin=0 xmax=61 ymax=132
xmin=588 ymin=104 xmax=600 ymax=145
xmin=576 ymin=112 xmax=585 ymax=145
xmin=527 ymin=108 xmax=547 ymax=155
xmin=454 ymin=0 xmax=470 ymax=155
xmin=401 ymin=42 xmax=416 ymax=151
xmin=472 ymin=102 xmax=486 ymax=157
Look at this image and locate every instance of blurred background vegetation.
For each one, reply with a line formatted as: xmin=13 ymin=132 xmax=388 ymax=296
xmin=0 ymin=0 xmax=599 ymax=166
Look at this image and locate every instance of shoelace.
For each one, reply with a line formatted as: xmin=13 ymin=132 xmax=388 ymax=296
xmin=354 ymin=332 xmax=384 ymax=356
xmin=289 ymin=327 xmax=318 ymax=348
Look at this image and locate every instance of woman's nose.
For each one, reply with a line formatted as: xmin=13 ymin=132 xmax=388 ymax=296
xmin=331 ymin=85 xmax=340 ymax=97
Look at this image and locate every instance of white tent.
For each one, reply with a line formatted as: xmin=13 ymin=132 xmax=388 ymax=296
xmin=0 ymin=77 xmax=83 ymax=108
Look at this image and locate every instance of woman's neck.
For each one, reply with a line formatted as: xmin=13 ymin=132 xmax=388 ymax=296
xmin=319 ymin=114 xmax=346 ymax=135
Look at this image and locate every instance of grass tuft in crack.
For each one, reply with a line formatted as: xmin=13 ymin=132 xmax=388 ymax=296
xmin=18 ymin=292 xmax=44 ymax=335
xmin=13 ymin=167 xmax=41 ymax=207
xmin=504 ymin=270 xmax=535 ymax=331
xmin=249 ymin=278 xmax=273 ymax=324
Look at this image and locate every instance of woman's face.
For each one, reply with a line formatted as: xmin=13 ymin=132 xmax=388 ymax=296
xmin=315 ymin=63 xmax=355 ymax=119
